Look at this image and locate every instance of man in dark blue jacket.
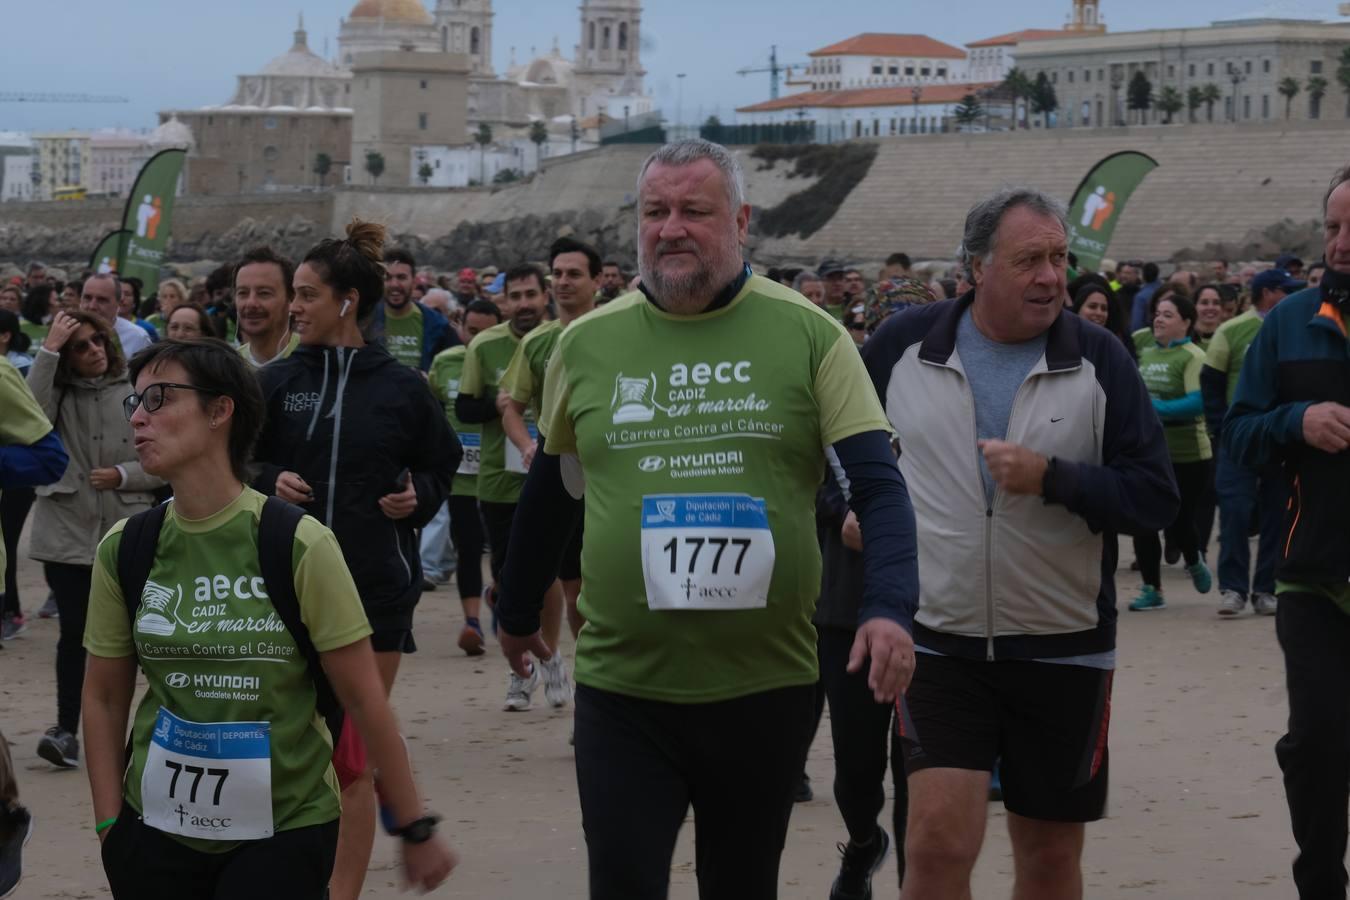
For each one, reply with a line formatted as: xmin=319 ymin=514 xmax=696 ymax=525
xmin=1224 ymin=164 xmax=1350 ymax=899
xmin=366 ymin=247 xmax=457 ymax=371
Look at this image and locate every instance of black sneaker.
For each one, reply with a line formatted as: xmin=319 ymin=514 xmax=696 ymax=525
xmin=793 ymin=772 xmax=813 ymax=803
xmin=0 ymin=805 xmax=33 ymax=899
xmin=830 ymin=826 xmax=891 ymax=900
xmin=36 ymin=727 xmax=78 ymax=769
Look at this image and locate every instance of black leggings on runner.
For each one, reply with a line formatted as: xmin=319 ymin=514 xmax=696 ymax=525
xmin=819 ymin=626 xmax=907 ymax=887
xmin=1134 ymin=459 xmax=1211 ymax=589
xmin=44 ymin=562 xmax=90 ymax=734
xmin=448 ymin=494 xmax=485 ymax=600
xmin=1 ymin=487 xmax=34 ymax=618
xmin=574 ymin=682 xmax=817 ymax=900
xmin=100 ymin=804 xmax=338 ymax=900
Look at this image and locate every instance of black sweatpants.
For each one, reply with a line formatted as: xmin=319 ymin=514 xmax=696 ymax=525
xmin=44 ymin=562 xmax=90 ymax=733
xmin=819 ymin=626 xmax=907 ymax=886
xmin=0 ymin=488 xmax=34 ymax=617
xmin=1134 ymin=459 xmax=1211 ymax=588
xmin=1275 ymin=591 xmax=1350 ymax=899
xmin=574 ymin=682 xmax=817 ymax=900
xmin=100 ymin=804 xmax=338 ymax=900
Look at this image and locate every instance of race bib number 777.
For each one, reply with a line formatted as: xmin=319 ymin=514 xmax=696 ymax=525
xmin=640 ymin=493 xmax=775 ymax=611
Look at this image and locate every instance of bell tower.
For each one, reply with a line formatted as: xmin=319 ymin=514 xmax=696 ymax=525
xmin=434 ymin=0 xmax=494 ymax=75
xmin=1067 ymin=0 xmax=1106 ymax=33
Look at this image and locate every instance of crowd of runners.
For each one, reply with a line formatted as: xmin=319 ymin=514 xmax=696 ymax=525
xmin=0 ymin=138 xmax=1348 ymax=900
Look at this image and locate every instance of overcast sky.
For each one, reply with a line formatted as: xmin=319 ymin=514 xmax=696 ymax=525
xmin=0 ymin=0 xmax=1340 ymax=132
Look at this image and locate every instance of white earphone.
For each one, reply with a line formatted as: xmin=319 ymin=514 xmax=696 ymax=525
xmin=340 ymin=299 xmax=351 ymax=317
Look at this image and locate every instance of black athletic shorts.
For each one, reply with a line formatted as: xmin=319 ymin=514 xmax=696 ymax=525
xmin=369 ymin=628 xmax=416 ymax=654
xmin=479 ymin=499 xmax=517 ymax=582
xmin=899 ymin=652 xmax=1112 ymax=823
xmin=559 ymin=515 xmax=583 ymax=583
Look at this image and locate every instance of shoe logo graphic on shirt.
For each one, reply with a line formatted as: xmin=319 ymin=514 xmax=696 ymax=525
xmin=1050 ymin=417 xmax=1064 ymax=423
xmin=612 ymin=372 xmax=659 ymax=424
xmin=137 ymin=580 xmax=182 ymax=636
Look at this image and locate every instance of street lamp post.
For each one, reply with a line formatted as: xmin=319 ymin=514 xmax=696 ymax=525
xmin=911 ymin=85 xmax=923 ymax=134
xmin=676 ymin=73 xmax=686 ymax=136
xmin=624 ymin=104 xmax=630 ymax=134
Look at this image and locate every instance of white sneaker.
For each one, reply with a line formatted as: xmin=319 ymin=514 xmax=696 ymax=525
xmin=1253 ymin=593 xmax=1278 ymax=616
xmin=539 ymin=653 xmax=572 ymax=709
xmin=503 ymin=666 xmax=538 ymax=711
xmin=1217 ymin=590 xmax=1246 ymax=617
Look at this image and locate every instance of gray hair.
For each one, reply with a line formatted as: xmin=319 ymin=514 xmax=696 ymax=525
xmin=86 ymin=271 xmax=121 ymax=298
xmin=637 ymin=138 xmax=747 ymax=210
xmin=1325 ymin=163 xmax=1350 ymax=214
xmin=958 ymin=187 xmax=1067 ymax=273
xmin=791 ymin=271 xmax=821 ymax=292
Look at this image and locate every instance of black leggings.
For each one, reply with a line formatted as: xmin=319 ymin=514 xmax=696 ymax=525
xmin=101 ymin=804 xmax=338 ymax=900
xmin=819 ymin=626 xmax=907 ymax=887
xmin=448 ymin=494 xmax=485 ymax=600
xmin=574 ymin=682 xmax=817 ymax=900
xmin=1134 ymin=459 xmax=1211 ymax=589
xmin=1 ymin=487 xmax=34 ymax=617
xmin=44 ymin=562 xmax=91 ymax=733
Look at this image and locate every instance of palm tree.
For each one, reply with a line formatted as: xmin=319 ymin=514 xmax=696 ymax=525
xmin=1157 ymin=86 xmax=1184 ymax=124
xmin=474 ymin=122 xmax=493 ymax=185
xmin=1001 ymin=67 xmax=1032 ymax=129
xmin=313 ymin=152 xmax=332 ymax=188
xmin=363 ymin=150 xmax=385 ymax=186
xmin=1200 ymin=83 xmax=1222 ymax=123
xmin=1278 ymin=77 xmax=1301 ymax=120
xmin=417 ymin=162 xmax=433 ymax=185
xmin=953 ymin=94 xmax=984 ymax=131
xmin=529 ymin=119 xmax=549 ymax=168
xmin=1186 ymin=85 xmax=1204 ymax=123
xmin=1307 ymin=75 xmax=1329 ymax=120
xmin=1337 ymin=47 xmax=1350 ymax=118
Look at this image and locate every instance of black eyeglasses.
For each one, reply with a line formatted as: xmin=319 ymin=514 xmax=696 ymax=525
xmin=123 ymin=382 xmax=222 ymax=421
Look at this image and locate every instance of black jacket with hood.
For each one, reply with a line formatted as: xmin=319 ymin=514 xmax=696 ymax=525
xmin=252 ymin=343 xmax=461 ymax=631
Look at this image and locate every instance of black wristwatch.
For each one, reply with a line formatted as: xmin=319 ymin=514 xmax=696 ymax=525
xmin=391 ymin=814 xmax=440 ymax=844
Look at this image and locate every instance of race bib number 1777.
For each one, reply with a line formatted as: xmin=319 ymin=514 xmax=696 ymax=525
xmin=640 ymin=493 xmax=775 ymax=611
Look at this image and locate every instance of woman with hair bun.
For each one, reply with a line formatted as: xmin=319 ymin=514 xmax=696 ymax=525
xmin=250 ymin=219 xmax=460 ymax=900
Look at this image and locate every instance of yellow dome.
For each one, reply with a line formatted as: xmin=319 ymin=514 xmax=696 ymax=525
xmin=348 ymin=0 xmax=431 ymax=24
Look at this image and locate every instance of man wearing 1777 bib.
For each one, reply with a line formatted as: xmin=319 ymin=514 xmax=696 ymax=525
xmin=496 ymin=138 xmax=921 ymax=900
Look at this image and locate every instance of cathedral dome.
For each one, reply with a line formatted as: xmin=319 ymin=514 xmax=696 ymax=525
xmin=262 ymin=17 xmax=346 ymax=77
xmin=348 ymin=0 xmax=432 ymax=24
xmin=150 ymin=115 xmax=194 ymax=149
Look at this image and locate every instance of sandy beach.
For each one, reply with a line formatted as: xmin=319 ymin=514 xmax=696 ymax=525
xmin=2 ymin=528 xmax=1293 ymax=899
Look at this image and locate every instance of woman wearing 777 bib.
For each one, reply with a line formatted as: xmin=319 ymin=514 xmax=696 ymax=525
xmin=80 ymin=338 xmax=455 ymax=898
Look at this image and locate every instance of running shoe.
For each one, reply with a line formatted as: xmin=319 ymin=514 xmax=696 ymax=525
xmin=1186 ymin=560 xmax=1213 ymax=594
xmin=1129 ymin=585 xmax=1166 ymax=611
xmin=420 ymin=578 xmax=438 ymax=592
xmin=36 ymin=597 xmax=57 ymax=620
xmin=503 ymin=666 xmax=538 ymax=711
xmin=830 ymin=826 xmax=890 ymax=900
xmin=0 ymin=617 xmax=24 ymax=641
xmin=1253 ymin=593 xmax=1278 ymax=616
xmin=1217 ymin=590 xmax=1246 ymax=617
xmin=1164 ymin=541 xmax=1180 ymax=565
xmin=457 ymin=622 xmax=485 ymax=656
xmin=0 ymin=805 xmax=33 ymax=899
xmin=36 ymin=727 xmax=79 ymax=769
xmin=794 ymin=773 xmax=814 ymax=803
xmin=539 ymin=653 xmax=572 ymax=708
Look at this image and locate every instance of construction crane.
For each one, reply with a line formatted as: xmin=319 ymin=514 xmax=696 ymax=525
xmin=0 ymin=92 xmax=129 ymax=103
xmin=737 ymin=45 xmax=808 ymax=100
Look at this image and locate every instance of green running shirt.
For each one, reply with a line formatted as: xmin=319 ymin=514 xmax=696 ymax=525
xmin=502 ymin=319 xmax=562 ymax=417
xmin=83 ymin=488 xmax=372 ymax=853
xmin=429 ymin=346 xmax=480 ymax=497
xmin=1204 ymin=309 xmax=1265 ymax=406
xmin=1138 ymin=339 xmax=1212 ymax=463
xmin=459 ymin=321 xmax=525 ymax=504
xmin=540 ymin=276 xmax=891 ymax=703
xmin=383 ymin=304 xmax=424 ymax=369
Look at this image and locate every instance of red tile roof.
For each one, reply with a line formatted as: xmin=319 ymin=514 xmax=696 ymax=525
xmin=967 ymin=29 xmax=1080 ymax=48
xmin=737 ymin=83 xmax=1001 ymax=113
xmin=809 ymin=33 xmax=966 ymax=60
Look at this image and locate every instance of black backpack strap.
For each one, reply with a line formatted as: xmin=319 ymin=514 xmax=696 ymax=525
xmin=257 ymin=496 xmax=344 ymax=742
xmin=116 ymin=502 xmax=170 ymax=632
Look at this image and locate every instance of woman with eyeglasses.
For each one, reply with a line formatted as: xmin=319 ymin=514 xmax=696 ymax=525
xmin=24 ymin=310 xmax=163 ymax=768
xmin=81 ymin=339 xmax=456 ymax=898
